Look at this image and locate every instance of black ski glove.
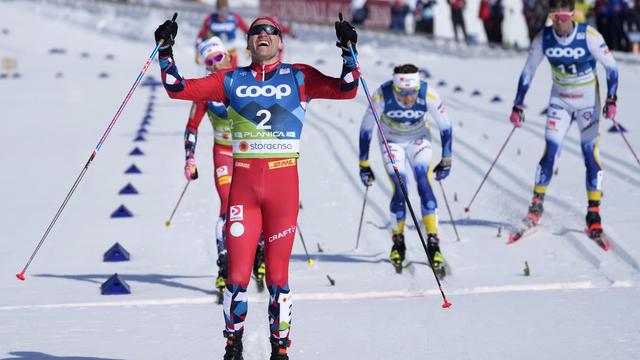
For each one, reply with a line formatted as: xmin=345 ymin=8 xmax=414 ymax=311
xmin=154 ymin=17 xmax=178 ymax=57
xmin=335 ymin=14 xmax=358 ymax=55
xmin=434 ymin=157 xmax=452 ymax=181
xmin=359 ymin=164 xmax=375 ymax=187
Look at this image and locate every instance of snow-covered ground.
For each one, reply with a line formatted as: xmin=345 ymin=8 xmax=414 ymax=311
xmin=1 ymin=2 xmax=639 ymax=360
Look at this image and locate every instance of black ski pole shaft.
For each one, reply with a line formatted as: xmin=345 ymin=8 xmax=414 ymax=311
xmin=611 ymin=119 xmax=640 ymax=167
xmin=464 ymin=126 xmax=516 ymax=213
xmin=346 ymin=37 xmax=451 ymax=308
xmin=15 ymin=13 xmax=178 ymax=281
xmin=355 ymin=186 xmax=369 ymax=249
xmin=296 ymin=223 xmax=314 ymax=266
xmin=165 ymin=181 xmax=191 ymax=227
xmin=438 ymin=180 xmax=461 ymax=242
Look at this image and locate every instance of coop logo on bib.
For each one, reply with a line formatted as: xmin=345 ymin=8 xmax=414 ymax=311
xmin=229 ymin=205 xmax=243 ymax=221
xmin=236 ymin=84 xmax=292 ymax=99
xmin=385 ymin=109 xmax=425 ymax=118
xmin=545 ymin=47 xmax=585 ymax=59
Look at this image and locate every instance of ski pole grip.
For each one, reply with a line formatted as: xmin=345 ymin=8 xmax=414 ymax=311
xmin=157 ymin=13 xmax=179 ymax=46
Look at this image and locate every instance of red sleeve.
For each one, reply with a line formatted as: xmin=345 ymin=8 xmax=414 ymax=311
xmin=197 ymin=14 xmax=213 ymax=42
xmin=293 ymin=64 xmax=358 ymax=101
xmin=165 ymin=69 xmax=231 ymax=104
xmin=234 ymin=12 xmax=250 ymax=33
xmin=186 ymin=101 xmax=208 ymax=133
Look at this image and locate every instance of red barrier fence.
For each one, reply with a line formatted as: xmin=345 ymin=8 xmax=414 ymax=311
xmin=259 ymin=0 xmax=392 ymax=29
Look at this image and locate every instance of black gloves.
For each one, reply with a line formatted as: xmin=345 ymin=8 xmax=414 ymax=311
xmin=434 ymin=157 xmax=452 ymax=181
xmin=335 ymin=15 xmax=358 ymax=55
xmin=154 ymin=18 xmax=178 ymax=57
xmin=359 ymin=164 xmax=375 ymax=187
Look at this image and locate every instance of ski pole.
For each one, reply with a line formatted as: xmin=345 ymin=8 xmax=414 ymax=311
xmin=15 ymin=13 xmax=178 ymax=281
xmin=611 ymin=119 xmax=640 ymax=168
xmin=464 ymin=125 xmax=516 ymax=213
xmin=165 ymin=181 xmax=191 ymax=227
xmin=355 ymin=186 xmax=369 ymax=249
xmin=438 ymin=180 xmax=461 ymax=242
xmin=296 ymin=223 xmax=315 ymax=266
xmin=345 ymin=30 xmax=451 ymax=308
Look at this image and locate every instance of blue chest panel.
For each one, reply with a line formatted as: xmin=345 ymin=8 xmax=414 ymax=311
xmin=208 ymin=14 xmax=239 ymax=42
xmin=226 ymin=64 xmax=305 ymax=140
xmin=381 ymin=81 xmax=428 ymax=126
xmin=542 ymin=23 xmax=595 ymax=75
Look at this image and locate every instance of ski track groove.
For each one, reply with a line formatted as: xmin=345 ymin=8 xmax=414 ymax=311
xmin=306 ymin=105 xmax=392 ymax=200
xmin=304 ymin=110 xmax=389 ymax=224
xmin=445 ymin=95 xmax=640 ymax=183
xmin=444 ymin=95 xmax=640 ymax=274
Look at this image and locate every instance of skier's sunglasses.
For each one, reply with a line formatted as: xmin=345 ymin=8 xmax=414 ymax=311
xmin=248 ymin=24 xmax=281 ymax=36
xmin=548 ymin=11 xmax=574 ymax=22
xmin=393 ymin=85 xmax=420 ymax=96
xmin=204 ymin=53 xmax=225 ymax=66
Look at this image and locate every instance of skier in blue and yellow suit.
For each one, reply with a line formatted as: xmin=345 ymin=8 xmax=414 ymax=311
xmin=358 ymin=64 xmax=453 ymax=277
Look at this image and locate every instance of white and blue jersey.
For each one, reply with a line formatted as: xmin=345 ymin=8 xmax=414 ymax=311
xmin=514 ymin=23 xmax=618 ymax=105
xmin=359 ymin=80 xmax=453 ymax=235
xmin=359 ymin=80 xmax=452 ymax=159
xmin=513 ymin=23 xmax=619 ymax=202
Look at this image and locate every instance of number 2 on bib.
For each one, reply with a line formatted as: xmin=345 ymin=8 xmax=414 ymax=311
xmin=256 ymin=109 xmax=272 ymax=130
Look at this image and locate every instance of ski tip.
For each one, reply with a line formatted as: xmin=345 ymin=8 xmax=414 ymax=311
xmin=603 ymin=240 xmax=611 ymax=252
xmin=171 ymin=12 xmax=178 ymax=22
xmin=464 ymin=207 xmax=469 ymax=213
xmin=441 ymin=300 xmax=452 ymax=309
xmin=164 ymin=220 xmax=171 ymax=227
xmin=16 ymin=272 xmax=25 ymax=281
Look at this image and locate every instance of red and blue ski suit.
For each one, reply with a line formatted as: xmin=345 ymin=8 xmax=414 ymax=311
xmin=160 ymin=55 xmax=359 ymax=342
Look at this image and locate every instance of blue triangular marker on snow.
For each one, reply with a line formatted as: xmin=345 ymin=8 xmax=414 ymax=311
xmin=101 ymin=273 xmax=131 ymax=295
xmin=137 ymin=127 xmax=148 ymax=134
xmin=471 ymin=90 xmax=481 ymax=96
xmin=129 ymin=147 xmax=144 ymax=156
xmin=141 ymin=76 xmax=162 ymax=87
xmin=419 ymin=68 xmax=431 ymax=79
xmin=125 ymin=164 xmax=142 ymax=174
xmin=540 ymin=107 xmax=548 ymax=116
xmin=134 ymin=134 xmax=146 ymax=142
xmin=437 ymin=80 xmax=447 ymax=87
xmin=103 ymin=243 xmax=131 ymax=262
xmin=490 ymin=95 xmax=503 ymax=103
xmin=119 ymin=183 xmax=139 ymax=195
xmin=453 ymin=85 xmax=463 ymax=93
xmin=111 ymin=204 xmax=133 ymax=218
xmin=608 ymin=124 xmax=627 ymax=133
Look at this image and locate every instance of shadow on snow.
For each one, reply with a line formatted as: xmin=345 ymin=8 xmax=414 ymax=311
xmin=32 ymin=273 xmax=216 ymax=295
